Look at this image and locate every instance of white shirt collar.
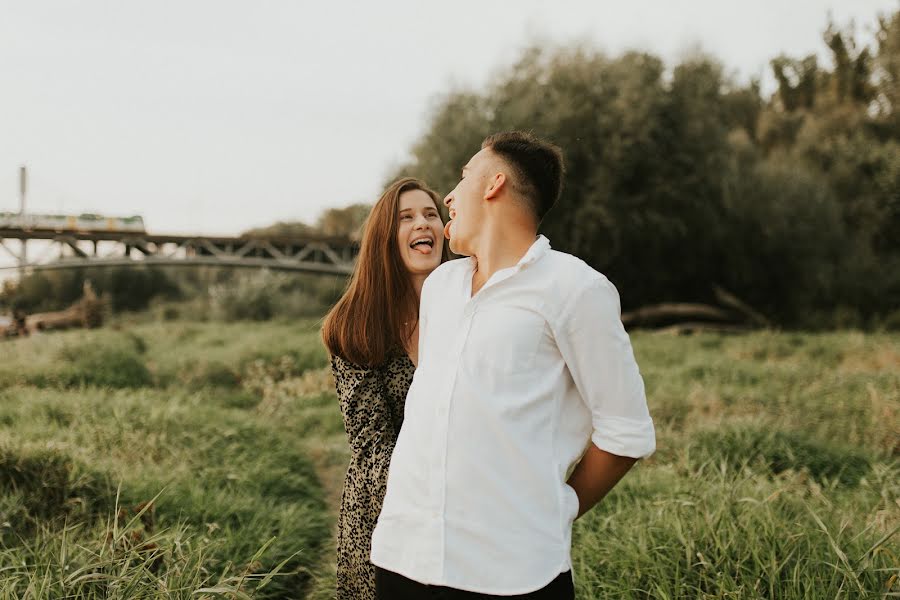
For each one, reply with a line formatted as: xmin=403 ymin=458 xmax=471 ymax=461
xmin=518 ymin=234 xmax=551 ymax=267
xmin=467 ymin=234 xmax=551 ymax=274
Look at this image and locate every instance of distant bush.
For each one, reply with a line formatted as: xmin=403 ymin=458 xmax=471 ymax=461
xmin=124 ymin=331 xmax=148 ymax=354
xmin=51 ymin=336 xmax=152 ymax=388
xmin=147 ymin=296 xmax=213 ymax=323
xmin=209 ymin=270 xmax=333 ymax=322
xmin=176 ymin=359 xmax=242 ymax=390
xmin=240 ymin=346 xmax=329 ymax=380
xmin=877 ymin=308 xmax=900 ymax=331
xmin=1 ymin=266 xmax=181 ymax=314
xmin=691 ymin=425 xmax=871 ymax=486
xmin=211 ymin=270 xmax=282 ymax=321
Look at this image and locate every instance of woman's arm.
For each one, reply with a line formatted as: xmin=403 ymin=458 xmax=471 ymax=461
xmin=332 ymin=355 xmax=391 ymax=454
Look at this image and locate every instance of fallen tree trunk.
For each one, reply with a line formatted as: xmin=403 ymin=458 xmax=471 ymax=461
xmin=621 ymin=303 xmax=735 ymax=328
xmin=23 ymin=281 xmax=105 ymax=333
xmin=653 ymin=321 xmax=755 ymax=335
xmin=28 ymin=308 xmax=82 ymax=331
xmin=713 ymin=285 xmax=772 ymax=328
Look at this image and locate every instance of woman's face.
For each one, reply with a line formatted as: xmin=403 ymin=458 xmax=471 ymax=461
xmin=397 ymin=189 xmax=444 ymax=277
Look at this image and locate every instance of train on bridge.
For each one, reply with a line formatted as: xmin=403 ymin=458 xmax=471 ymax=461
xmin=0 ymin=212 xmax=357 ymax=276
xmin=0 ymin=212 xmax=146 ymax=233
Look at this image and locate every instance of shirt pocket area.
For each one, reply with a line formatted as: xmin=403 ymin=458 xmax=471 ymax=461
xmin=465 ymin=306 xmax=546 ymax=376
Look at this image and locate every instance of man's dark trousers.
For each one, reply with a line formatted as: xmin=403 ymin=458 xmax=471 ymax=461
xmin=375 ymin=567 xmax=575 ymax=599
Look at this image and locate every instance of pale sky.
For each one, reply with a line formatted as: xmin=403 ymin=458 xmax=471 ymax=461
xmin=1 ymin=0 xmax=896 ymax=237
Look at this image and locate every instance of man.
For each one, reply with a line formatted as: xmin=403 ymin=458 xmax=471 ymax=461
xmin=371 ymin=131 xmax=655 ymax=598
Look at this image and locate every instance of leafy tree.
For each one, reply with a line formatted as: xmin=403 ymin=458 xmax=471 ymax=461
xmin=316 ymin=203 xmax=371 ymax=239
xmin=389 ymin=9 xmax=900 ymax=327
xmin=873 ymin=12 xmax=900 ymax=113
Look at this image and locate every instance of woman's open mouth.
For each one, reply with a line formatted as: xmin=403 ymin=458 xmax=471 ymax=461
xmin=410 ymin=236 xmax=435 ymax=254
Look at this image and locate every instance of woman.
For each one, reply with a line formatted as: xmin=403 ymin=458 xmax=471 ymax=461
xmin=321 ymin=177 xmax=448 ymax=600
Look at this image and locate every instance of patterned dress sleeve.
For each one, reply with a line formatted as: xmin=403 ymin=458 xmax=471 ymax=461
xmin=332 ymin=353 xmax=399 ymax=600
xmin=331 ymin=355 xmax=392 ymax=457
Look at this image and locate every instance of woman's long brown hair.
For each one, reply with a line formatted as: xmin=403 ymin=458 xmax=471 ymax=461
xmin=321 ymin=177 xmax=447 ymax=367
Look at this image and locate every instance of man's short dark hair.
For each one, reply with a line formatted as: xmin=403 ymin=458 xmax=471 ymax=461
xmin=481 ymin=131 xmax=565 ymax=223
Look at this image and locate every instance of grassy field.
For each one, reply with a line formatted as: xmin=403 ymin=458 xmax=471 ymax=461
xmin=0 ymin=315 xmax=897 ymax=598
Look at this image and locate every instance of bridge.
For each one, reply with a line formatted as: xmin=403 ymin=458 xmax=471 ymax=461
xmin=0 ymin=228 xmax=358 ymax=276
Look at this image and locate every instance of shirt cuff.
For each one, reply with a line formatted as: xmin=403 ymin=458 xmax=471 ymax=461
xmin=591 ymin=416 xmax=656 ymax=459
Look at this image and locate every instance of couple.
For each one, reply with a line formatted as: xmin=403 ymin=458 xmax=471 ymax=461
xmin=322 ymin=131 xmax=656 ymax=599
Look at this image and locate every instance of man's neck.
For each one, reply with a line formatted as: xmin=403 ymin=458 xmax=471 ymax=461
xmin=471 ymin=224 xmax=538 ymax=295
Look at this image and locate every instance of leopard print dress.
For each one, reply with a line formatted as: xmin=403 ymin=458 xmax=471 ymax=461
xmin=332 ymin=352 xmax=415 ymax=600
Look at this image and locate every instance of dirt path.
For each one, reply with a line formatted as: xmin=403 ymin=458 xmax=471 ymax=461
xmin=301 ymin=431 xmax=348 ymax=599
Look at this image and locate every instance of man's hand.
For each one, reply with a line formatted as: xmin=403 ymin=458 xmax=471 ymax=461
xmin=566 ymin=443 xmax=638 ymax=519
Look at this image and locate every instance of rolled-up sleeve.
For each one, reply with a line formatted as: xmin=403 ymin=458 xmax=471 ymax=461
xmin=557 ymin=277 xmax=655 ymax=458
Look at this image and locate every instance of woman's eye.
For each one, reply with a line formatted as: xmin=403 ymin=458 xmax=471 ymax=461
xmin=400 ymin=214 xmax=412 ymax=220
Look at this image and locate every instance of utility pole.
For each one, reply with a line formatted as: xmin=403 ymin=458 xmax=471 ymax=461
xmin=18 ymin=165 xmax=27 ymax=277
xmin=19 ymin=165 xmax=26 ymax=216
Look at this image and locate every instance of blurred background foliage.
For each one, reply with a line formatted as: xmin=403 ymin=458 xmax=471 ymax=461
xmin=391 ymin=12 xmax=900 ymax=329
xmin=0 ymin=204 xmax=369 ymax=320
xmin=2 ymin=12 xmax=898 ymax=329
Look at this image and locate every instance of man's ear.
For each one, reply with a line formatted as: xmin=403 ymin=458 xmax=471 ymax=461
xmin=484 ymin=172 xmax=507 ymax=201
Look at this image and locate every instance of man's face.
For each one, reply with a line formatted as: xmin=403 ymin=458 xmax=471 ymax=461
xmin=443 ymin=147 xmax=493 ymax=256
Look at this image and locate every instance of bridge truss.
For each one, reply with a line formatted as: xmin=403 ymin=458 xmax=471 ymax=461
xmin=0 ymin=228 xmax=358 ymax=276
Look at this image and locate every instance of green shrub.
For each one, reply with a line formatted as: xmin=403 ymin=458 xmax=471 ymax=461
xmin=1 ymin=266 xmax=181 ymax=314
xmin=56 ymin=346 xmax=152 ymax=388
xmin=124 ymin=331 xmax=148 ymax=354
xmin=691 ymin=426 xmax=871 ymax=486
xmin=209 ymin=270 xmax=333 ymax=322
xmin=876 ymin=308 xmax=900 ymax=331
xmin=0 ymin=445 xmax=111 ymax=534
xmin=209 ymin=270 xmax=283 ymax=321
xmin=176 ymin=359 xmax=242 ymax=389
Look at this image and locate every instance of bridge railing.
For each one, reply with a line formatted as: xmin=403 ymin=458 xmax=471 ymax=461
xmin=0 ymin=228 xmax=358 ymax=275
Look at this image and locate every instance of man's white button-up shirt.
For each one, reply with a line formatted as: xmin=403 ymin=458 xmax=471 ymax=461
xmin=371 ymin=235 xmax=655 ymax=595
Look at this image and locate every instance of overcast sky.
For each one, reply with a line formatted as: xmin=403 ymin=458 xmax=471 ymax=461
xmin=1 ymin=0 xmax=896 ymax=236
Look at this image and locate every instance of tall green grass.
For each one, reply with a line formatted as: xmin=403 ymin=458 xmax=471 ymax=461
xmin=571 ymin=331 xmax=899 ymax=599
xmin=0 ymin=320 xmax=896 ymax=598
xmin=0 ymin=319 xmax=333 ymax=599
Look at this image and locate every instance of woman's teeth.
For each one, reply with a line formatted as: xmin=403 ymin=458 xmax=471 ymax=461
xmin=411 ymin=239 xmax=434 ymax=254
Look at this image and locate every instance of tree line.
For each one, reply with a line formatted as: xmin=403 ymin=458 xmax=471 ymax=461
xmin=3 ymin=10 xmax=898 ymax=329
xmin=392 ymin=11 xmax=899 ymax=329
xmin=0 ymin=203 xmax=370 ymax=317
